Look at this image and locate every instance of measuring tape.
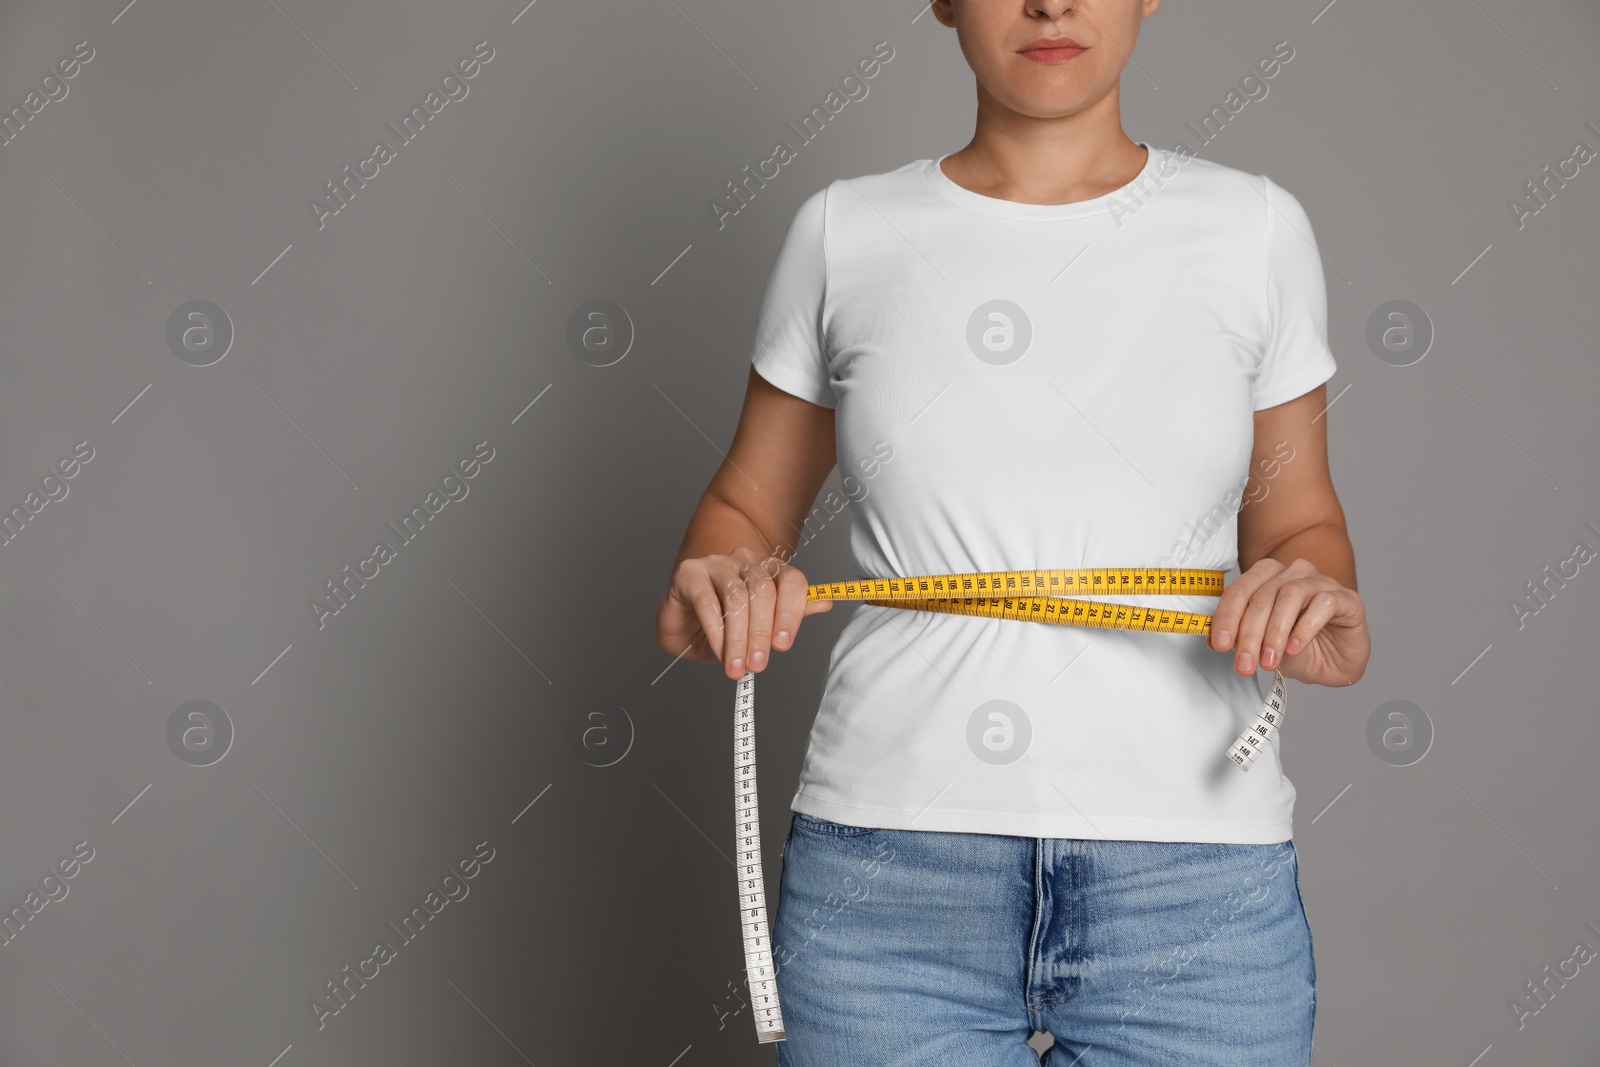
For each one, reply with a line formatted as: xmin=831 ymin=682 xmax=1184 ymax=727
xmin=731 ymin=566 xmax=1288 ymax=1043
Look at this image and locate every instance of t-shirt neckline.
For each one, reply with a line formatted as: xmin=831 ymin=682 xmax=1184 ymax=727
xmin=921 ymin=142 xmax=1162 ymax=220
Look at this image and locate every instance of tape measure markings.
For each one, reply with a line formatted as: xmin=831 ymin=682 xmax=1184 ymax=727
xmin=734 ymin=672 xmax=785 ymax=1043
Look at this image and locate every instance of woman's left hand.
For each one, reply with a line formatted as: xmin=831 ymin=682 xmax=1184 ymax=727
xmin=1208 ymin=557 xmax=1369 ymax=687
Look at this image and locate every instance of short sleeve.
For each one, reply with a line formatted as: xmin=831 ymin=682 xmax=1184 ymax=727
xmin=749 ymin=185 xmax=835 ymax=409
xmin=1254 ymin=175 xmax=1338 ymax=411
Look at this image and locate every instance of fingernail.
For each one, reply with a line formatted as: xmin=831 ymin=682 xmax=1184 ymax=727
xmin=751 ymin=650 xmax=765 ymax=667
xmin=1262 ymin=646 xmax=1275 ymax=668
xmin=730 ymin=658 xmax=743 ymax=674
xmin=1286 ymin=637 xmax=1299 ymax=653
xmin=1214 ymin=629 xmax=1230 ymax=648
xmin=777 ymin=630 xmax=791 ymax=646
xmin=1238 ymin=651 xmax=1253 ymax=672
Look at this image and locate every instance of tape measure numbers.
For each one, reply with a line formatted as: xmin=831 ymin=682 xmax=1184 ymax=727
xmin=733 ymin=672 xmax=785 ymax=1042
xmin=731 ymin=566 xmax=1289 ymax=1043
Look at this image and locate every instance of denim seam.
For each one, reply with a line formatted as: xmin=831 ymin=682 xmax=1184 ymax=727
xmin=791 ymin=812 xmax=876 ymax=837
xmin=1288 ymin=841 xmax=1317 ymax=1066
xmin=1024 ymin=838 xmax=1049 ymax=1021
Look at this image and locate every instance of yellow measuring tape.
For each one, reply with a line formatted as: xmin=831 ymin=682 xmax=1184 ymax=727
xmin=807 ymin=565 xmax=1218 ymax=633
xmin=733 ymin=566 xmax=1288 ymax=1043
xmin=800 ymin=566 xmax=1286 ymax=767
xmin=800 ymin=565 xmax=1286 ymax=768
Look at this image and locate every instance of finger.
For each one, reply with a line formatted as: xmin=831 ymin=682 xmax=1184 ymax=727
xmin=1282 ymin=589 xmax=1340 ymax=660
xmin=682 ymin=571 xmax=727 ymax=663
xmin=1232 ymin=574 xmax=1297 ymax=676
xmin=1257 ymin=580 xmax=1317 ymax=671
xmin=718 ymin=572 xmax=752 ymax=680
xmin=1209 ymin=560 xmax=1280 ymax=651
xmin=770 ymin=567 xmax=810 ymax=652
xmin=741 ymin=566 xmax=778 ymax=673
xmin=656 ymin=588 xmax=706 ymax=662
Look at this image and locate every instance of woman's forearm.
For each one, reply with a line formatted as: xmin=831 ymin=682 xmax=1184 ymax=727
xmin=1260 ymin=520 xmax=1357 ymax=592
xmin=672 ymin=490 xmax=784 ymax=572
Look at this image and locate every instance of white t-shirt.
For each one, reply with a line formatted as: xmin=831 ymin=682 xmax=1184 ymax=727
xmin=749 ymin=142 xmax=1337 ymax=844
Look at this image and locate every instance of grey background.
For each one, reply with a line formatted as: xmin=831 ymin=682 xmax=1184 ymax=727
xmin=0 ymin=0 xmax=1597 ymax=1063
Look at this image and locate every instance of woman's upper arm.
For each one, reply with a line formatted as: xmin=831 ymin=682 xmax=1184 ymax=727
xmin=1236 ymin=383 xmax=1345 ymax=571
xmin=706 ymin=365 xmax=837 ymax=555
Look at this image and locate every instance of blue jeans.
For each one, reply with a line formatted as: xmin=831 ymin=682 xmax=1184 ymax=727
xmin=770 ymin=813 xmax=1316 ymax=1066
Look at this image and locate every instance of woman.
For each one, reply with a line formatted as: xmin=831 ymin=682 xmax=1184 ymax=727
xmin=656 ymin=0 xmax=1370 ymax=1063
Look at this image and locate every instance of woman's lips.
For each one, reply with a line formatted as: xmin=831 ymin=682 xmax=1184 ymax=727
xmin=1020 ymin=45 xmax=1086 ymax=63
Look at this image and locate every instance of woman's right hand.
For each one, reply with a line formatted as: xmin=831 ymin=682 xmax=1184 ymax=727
xmin=655 ymin=546 xmax=833 ymax=680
